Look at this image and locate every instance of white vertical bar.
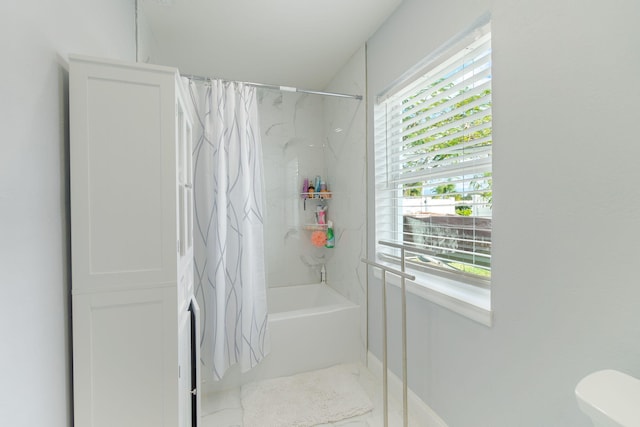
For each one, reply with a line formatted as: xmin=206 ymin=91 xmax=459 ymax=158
xmin=360 ymin=258 xmax=415 ymax=427
xmin=382 ymin=270 xmax=389 ymax=427
xmin=401 ymin=248 xmax=408 ymax=427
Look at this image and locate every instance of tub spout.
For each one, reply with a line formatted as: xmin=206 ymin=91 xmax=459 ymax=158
xmin=320 ymin=264 xmax=326 ymax=284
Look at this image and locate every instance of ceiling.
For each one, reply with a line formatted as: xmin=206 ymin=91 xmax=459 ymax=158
xmin=139 ymin=0 xmax=402 ymax=91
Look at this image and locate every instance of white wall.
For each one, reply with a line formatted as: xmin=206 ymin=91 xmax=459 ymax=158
xmin=0 ymin=1 xmax=135 ymax=426
xmin=367 ymin=0 xmax=640 ymax=426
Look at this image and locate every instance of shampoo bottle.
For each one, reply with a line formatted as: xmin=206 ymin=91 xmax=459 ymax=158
xmin=316 ymin=206 xmax=326 ymax=225
xmin=325 ymin=221 xmax=335 ymax=248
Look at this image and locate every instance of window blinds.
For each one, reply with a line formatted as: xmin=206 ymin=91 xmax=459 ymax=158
xmin=374 ymin=33 xmax=492 ymax=283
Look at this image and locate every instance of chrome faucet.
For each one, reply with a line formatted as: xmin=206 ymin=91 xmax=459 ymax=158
xmin=320 ymin=264 xmax=326 ymax=284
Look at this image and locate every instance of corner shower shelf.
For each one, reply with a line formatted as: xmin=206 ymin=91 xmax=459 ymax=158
xmin=301 ymin=191 xmax=333 ymax=199
xmin=301 ymin=192 xmax=333 ymax=210
xmin=303 ymin=224 xmax=329 ymax=231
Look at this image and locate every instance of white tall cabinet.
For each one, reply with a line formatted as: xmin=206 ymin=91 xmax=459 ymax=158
xmin=69 ymin=55 xmax=200 ymax=427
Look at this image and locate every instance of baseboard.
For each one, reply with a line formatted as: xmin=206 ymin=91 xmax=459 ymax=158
xmin=366 ymin=351 xmax=448 ymax=427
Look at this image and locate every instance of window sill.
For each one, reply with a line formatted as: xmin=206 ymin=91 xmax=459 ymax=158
xmin=373 ymin=266 xmax=492 ymax=327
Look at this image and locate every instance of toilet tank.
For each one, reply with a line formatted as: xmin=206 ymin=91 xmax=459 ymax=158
xmin=575 ymin=369 xmax=640 ymax=427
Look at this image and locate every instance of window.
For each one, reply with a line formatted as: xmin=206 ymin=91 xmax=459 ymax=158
xmin=374 ymin=32 xmax=492 ymax=288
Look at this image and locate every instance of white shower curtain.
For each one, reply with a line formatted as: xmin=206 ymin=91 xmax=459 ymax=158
xmin=189 ymin=79 xmax=270 ymax=381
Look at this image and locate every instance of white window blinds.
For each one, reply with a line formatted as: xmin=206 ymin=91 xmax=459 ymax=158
xmin=374 ymin=32 xmax=492 ymax=284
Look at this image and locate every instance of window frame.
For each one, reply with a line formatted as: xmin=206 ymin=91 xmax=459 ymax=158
xmin=372 ymin=23 xmax=493 ymax=325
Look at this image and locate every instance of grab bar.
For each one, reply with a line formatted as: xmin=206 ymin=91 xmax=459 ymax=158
xmin=361 ymin=257 xmax=415 ymax=427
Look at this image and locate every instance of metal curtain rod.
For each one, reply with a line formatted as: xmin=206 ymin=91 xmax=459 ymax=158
xmin=182 ymin=73 xmax=363 ymax=101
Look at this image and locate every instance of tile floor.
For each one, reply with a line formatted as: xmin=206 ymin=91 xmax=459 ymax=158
xmin=200 ymin=363 xmax=417 ymax=427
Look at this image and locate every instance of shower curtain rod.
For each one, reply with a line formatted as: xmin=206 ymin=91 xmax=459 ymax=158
xmin=183 ymin=73 xmax=363 ymax=101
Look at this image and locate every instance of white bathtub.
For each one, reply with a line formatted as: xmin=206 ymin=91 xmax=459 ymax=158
xmin=205 ymin=283 xmax=361 ymax=392
xmin=268 ymin=283 xmax=355 ymax=317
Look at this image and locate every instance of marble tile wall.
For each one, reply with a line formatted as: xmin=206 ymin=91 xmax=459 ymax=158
xmin=258 ymin=89 xmax=328 ymax=286
xmin=322 ymin=63 xmax=366 ymax=302
xmin=323 ymin=47 xmax=367 ymax=363
xmin=258 ymin=89 xmax=365 ymax=289
xmin=257 ymin=46 xmax=367 ymax=362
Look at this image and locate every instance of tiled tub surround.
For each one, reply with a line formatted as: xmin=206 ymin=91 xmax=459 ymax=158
xmin=257 ymin=46 xmax=367 ymax=362
xmin=322 ymin=47 xmax=367 ymax=363
xmin=259 ymin=89 xmax=327 ymax=287
xmin=258 ymin=61 xmax=366 ymax=292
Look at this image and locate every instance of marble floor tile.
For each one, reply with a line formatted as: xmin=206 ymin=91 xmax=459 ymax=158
xmin=201 ymin=388 xmax=241 ymax=416
xmin=200 ymin=363 xmax=421 ymax=427
xmin=201 ymin=408 xmax=242 ymax=427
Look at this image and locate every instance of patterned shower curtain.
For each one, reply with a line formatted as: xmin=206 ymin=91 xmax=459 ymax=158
xmin=188 ymin=79 xmax=270 ymax=381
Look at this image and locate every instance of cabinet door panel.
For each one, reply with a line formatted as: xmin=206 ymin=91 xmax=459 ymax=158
xmin=87 ymin=78 xmax=163 ymax=274
xmin=73 ymin=287 xmax=179 ymax=427
xmin=71 ymin=60 xmax=178 ymax=292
